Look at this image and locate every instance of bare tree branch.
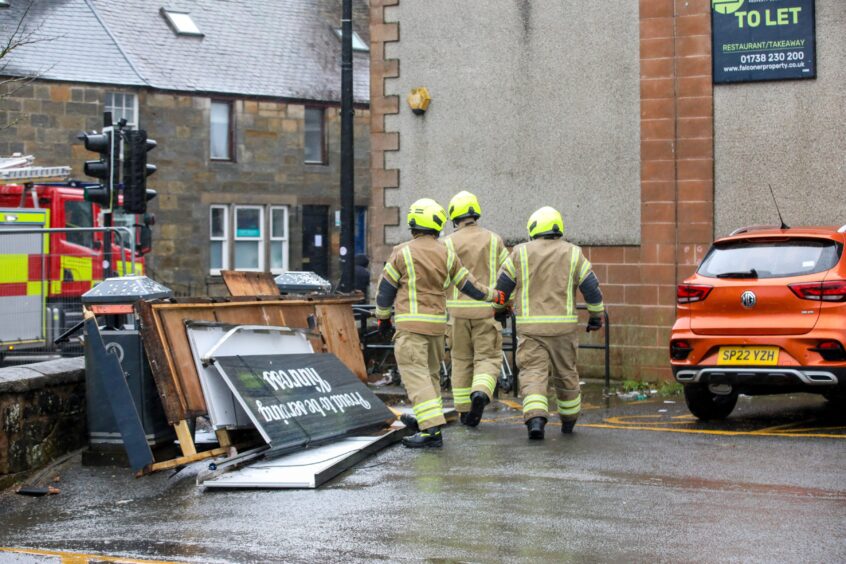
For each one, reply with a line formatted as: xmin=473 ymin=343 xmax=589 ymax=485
xmin=0 ymin=0 xmax=61 ymax=131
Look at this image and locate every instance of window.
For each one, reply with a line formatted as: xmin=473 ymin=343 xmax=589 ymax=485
xmin=234 ymin=206 xmax=264 ymax=271
xmin=209 ymin=206 xmax=229 ymax=274
xmin=161 ymin=9 xmax=203 ymax=36
xmin=209 ymin=205 xmax=290 ymax=275
xmin=210 ymin=101 xmax=232 ymax=160
xmin=698 ymin=238 xmax=842 ymax=279
xmin=65 ymin=201 xmax=93 ymax=248
xmin=270 ymin=206 xmax=290 ymax=273
xmin=333 ymin=28 xmax=369 ymax=52
xmin=304 ymin=107 xmax=326 ymax=164
xmin=105 ymin=92 xmax=138 ymax=126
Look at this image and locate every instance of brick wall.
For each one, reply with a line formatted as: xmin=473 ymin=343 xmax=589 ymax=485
xmin=0 ymin=81 xmax=372 ymax=294
xmin=370 ymin=0 xmax=717 ymax=381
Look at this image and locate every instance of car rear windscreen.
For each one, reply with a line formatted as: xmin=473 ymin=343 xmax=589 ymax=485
xmin=698 ymin=238 xmax=842 ymax=279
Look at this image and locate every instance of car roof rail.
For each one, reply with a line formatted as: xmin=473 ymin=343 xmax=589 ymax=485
xmin=728 ymin=225 xmax=782 ymax=236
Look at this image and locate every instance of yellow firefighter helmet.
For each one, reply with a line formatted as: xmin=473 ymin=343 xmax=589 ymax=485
xmin=407 ymin=198 xmax=447 ymax=234
xmin=447 ymin=191 xmax=482 ymax=221
xmin=527 ymin=206 xmax=565 ymax=239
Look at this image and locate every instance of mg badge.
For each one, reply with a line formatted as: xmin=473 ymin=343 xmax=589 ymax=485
xmin=741 ymin=291 xmax=757 ymax=309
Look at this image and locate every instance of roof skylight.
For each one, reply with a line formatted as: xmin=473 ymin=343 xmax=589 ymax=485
xmin=333 ymin=29 xmax=368 ymax=52
xmin=161 ymin=8 xmax=203 ymax=37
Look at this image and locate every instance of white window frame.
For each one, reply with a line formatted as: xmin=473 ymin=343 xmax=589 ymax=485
xmin=233 ymin=205 xmax=264 ymax=272
xmin=269 ymin=206 xmax=290 ymax=274
xmin=161 ymin=9 xmax=204 ymax=36
xmin=209 ymin=205 xmax=229 ymax=275
xmin=105 ymin=92 xmax=139 ymax=127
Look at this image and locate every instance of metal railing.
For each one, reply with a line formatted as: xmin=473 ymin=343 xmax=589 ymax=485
xmin=0 ymin=226 xmax=137 ymax=360
xmin=354 ymin=304 xmax=612 ymax=393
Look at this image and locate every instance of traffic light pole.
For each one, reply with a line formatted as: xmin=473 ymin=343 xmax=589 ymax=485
xmin=338 ymin=0 xmax=355 ymax=293
xmin=103 ymin=117 xmax=115 ymax=280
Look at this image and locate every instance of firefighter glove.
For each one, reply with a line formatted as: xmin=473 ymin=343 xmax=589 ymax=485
xmin=586 ymin=316 xmax=603 ymax=332
xmin=492 ymin=290 xmax=507 ymax=306
xmin=378 ymin=318 xmax=393 ymax=336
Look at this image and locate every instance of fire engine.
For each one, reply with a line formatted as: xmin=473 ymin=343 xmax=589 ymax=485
xmin=0 ymin=155 xmax=152 ymax=358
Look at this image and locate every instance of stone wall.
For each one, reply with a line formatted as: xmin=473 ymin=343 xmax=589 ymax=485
xmin=0 ymin=81 xmax=372 ymax=294
xmin=0 ymin=358 xmax=86 ymax=488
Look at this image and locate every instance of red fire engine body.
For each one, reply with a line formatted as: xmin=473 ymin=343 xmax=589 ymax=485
xmin=0 ymin=163 xmax=149 ymax=356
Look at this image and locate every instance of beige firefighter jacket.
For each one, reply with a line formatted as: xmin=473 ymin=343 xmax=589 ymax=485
xmin=499 ymin=238 xmax=604 ymax=336
xmin=444 ymin=220 xmax=508 ymax=319
xmin=376 ymin=234 xmax=495 ymax=336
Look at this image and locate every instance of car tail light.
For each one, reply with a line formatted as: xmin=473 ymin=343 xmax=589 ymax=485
xmin=789 ymin=280 xmax=846 ymax=302
xmin=810 ymin=340 xmax=846 ymax=361
xmin=670 ymin=340 xmax=692 ymax=361
xmin=677 ymin=284 xmax=712 ymax=304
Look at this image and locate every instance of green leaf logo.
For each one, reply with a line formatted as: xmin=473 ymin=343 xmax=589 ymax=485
xmin=712 ymin=0 xmax=745 ymax=15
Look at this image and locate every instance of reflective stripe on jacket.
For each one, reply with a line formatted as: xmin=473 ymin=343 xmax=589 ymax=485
xmin=444 ymin=221 xmax=508 ymax=319
xmin=376 ymin=234 xmax=492 ymax=336
xmin=500 ymin=238 xmax=603 ymax=336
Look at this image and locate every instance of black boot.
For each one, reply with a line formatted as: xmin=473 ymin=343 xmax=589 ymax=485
xmin=459 ymin=412 xmax=468 ymax=425
xmin=560 ymin=420 xmax=576 ymax=434
xmin=464 ymin=392 xmax=489 ymax=427
xmin=400 ymin=413 xmax=419 ymax=433
xmin=526 ymin=417 xmax=547 ymax=440
xmin=402 ymin=426 xmax=443 ymax=448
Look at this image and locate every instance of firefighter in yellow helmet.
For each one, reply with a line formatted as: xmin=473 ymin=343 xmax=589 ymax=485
xmin=444 ymin=191 xmax=509 ymax=426
xmin=494 ymin=206 xmax=605 ymax=439
xmin=375 ymin=198 xmax=506 ymax=448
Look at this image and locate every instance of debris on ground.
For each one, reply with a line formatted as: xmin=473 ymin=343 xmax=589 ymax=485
xmin=16 ymin=485 xmax=60 ymax=497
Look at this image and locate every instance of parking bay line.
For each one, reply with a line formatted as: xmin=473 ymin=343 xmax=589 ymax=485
xmin=578 ymin=422 xmax=846 ymax=439
xmin=0 ymin=547 xmax=183 ymax=564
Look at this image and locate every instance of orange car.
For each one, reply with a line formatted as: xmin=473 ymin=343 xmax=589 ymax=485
xmin=671 ymin=225 xmax=846 ymax=420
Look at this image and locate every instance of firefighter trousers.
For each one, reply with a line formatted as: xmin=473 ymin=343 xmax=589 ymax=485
xmin=516 ymin=332 xmax=582 ymax=423
xmin=448 ymin=317 xmax=502 ymax=412
xmin=395 ymin=330 xmax=446 ymax=430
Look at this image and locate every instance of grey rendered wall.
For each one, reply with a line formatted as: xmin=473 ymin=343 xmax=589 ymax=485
xmin=715 ymin=1 xmax=846 ymax=236
xmin=383 ymin=1 xmax=641 ymax=245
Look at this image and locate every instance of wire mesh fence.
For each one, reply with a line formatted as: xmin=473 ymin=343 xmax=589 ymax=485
xmin=0 ymin=226 xmax=140 ymax=361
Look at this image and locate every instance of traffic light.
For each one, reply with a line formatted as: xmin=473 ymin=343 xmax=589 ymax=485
xmin=82 ymin=184 xmax=111 ymax=206
xmin=78 ymin=129 xmax=116 ymax=210
xmin=122 ymin=130 xmax=157 ymax=214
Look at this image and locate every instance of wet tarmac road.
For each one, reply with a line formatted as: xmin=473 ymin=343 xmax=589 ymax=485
xmin=1 ymin=389 xmax=844 ymax=563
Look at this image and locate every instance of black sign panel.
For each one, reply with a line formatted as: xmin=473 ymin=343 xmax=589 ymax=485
xmin=712 ymin=0 xmax=816 ymax=84
xmin=213 ymin=353 xmax=394 ymax=452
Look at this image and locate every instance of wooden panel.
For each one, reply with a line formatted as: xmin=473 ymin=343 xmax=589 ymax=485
xmin=279 ymin=304 xmax=324 ymax=351
xmin=221 ymin=270 xmax=280 ymax=297
xmin=136 ymin=300 xmax=187 ymax=423
xmin=214 ymin=304 xmax=288 ymax=327
xmin=315 ymin=304 xmax=367 ymax=382
xmin=158 ymin=308 xmax=216 ymax=417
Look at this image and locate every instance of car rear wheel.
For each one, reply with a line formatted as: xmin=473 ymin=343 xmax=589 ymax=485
xmin=684 ymin=384 xmax=738 ymax=420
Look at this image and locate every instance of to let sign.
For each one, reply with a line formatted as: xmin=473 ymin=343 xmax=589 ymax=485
xmin=712 ymin=0 xmax=816 ymax=84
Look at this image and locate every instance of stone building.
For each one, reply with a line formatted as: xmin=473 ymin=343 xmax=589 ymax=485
xmin=0 ymin=0 xmax=371 ymax=294
xmin=369 ymin=0 xmax=846 ymax=379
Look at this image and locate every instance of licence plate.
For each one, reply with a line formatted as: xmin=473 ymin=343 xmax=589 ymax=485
xmin=717 ymin=346 xmax=779 ymax=366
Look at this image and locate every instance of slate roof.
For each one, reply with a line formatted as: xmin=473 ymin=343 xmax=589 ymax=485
xmin=0 ymin=0 xmax=146 ymax=87
xmin=0 ymin=0 xmax=370 ymax=104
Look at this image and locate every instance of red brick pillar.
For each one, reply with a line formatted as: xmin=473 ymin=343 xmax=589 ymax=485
xmin=635 ymin=0 xmax=714 ymax=380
